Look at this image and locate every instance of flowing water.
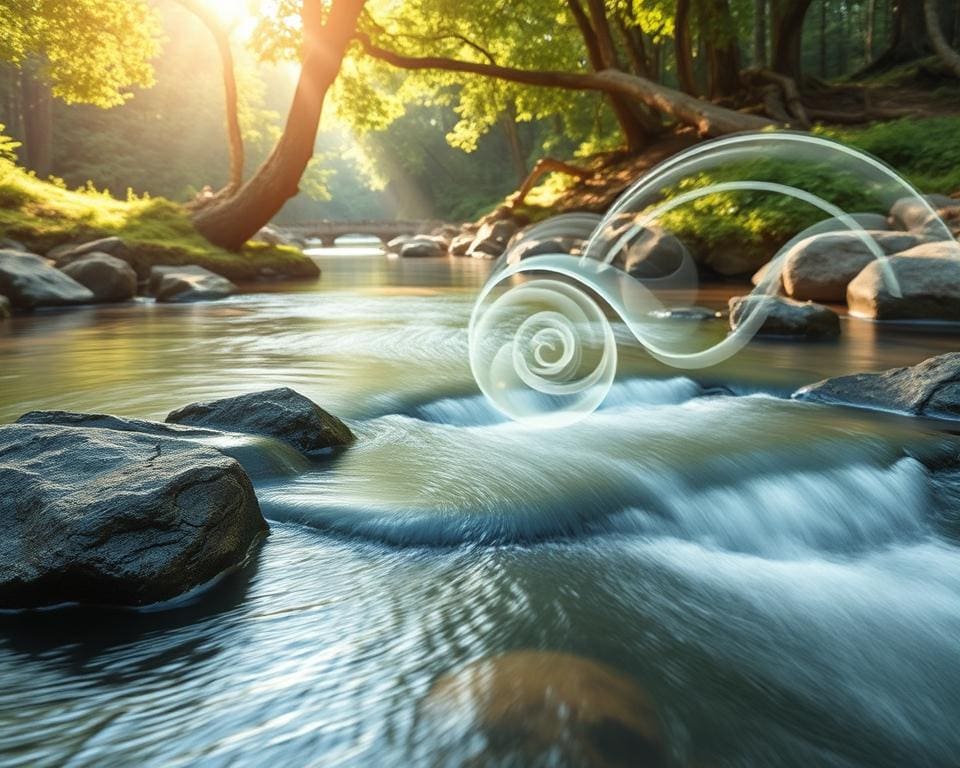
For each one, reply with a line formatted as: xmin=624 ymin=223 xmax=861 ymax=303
xmin=2 ymin=251 xmax=960 ymax=766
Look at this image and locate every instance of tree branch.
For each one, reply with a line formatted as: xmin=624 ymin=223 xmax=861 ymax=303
xmin=355 ymin=34 xmax=779 ymax=136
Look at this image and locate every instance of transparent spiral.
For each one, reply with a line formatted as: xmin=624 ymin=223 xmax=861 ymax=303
xmin=469 ymin=131 xmax=960 ymax=426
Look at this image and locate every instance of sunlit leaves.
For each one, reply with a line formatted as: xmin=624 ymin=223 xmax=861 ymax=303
xmin=0 ymin=0 xmax=161 ymax=107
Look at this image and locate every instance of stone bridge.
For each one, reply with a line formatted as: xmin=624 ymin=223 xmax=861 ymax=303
xmin=283 ymin=220 xmax=454 ymax=247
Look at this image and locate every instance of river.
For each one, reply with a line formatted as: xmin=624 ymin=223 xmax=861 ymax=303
xmin=1 ymin=249 xmax=959 ymax=766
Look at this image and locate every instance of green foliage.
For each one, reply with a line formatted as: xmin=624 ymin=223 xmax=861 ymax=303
xmin=646 ymin=117 xmax=960 ymax=270
xmin=0 ymin=152 xmax=315 ymax=280
xmin=0 ymin=0 xmax=160 ymax=106
xmin=0 ymin=123 xmax=19 ymax=162
xmin=818 ymin=117 xmax=960 ymax=194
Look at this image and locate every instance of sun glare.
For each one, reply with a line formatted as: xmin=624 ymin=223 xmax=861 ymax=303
xmin=204 ymin=0 xmax=253 ymax=27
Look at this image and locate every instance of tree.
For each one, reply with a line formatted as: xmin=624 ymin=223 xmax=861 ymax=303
xmin=190 ymin=0 xmax=367 ymax=249
xmin=0 ymin=0 xmax=159 ymax=173
xmin=925 ymin=0 xmax=960 ymax=78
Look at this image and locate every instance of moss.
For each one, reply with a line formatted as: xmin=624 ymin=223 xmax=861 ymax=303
xmin=0 ymin=159 xmax=318 ymax=282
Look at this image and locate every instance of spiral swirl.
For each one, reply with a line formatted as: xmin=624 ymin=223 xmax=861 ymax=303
xmin=470 ymin=279 xmax=616 ymax=427
xmin=469 ymin=131 xmax=959 ymax=426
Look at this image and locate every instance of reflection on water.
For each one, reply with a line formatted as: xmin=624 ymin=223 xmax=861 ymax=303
xmin=1 ymin=253 xmax=960 ymax=766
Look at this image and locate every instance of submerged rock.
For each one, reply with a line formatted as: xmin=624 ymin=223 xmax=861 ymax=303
xmin=846 ymin=253 xmax=960 ymax=320
xmin=0 ymin=423 xmax=266 ymax=608
xmin=0 ymin=250 xmax=94 ymax=309
xmin=729 ymin=295 xmax=840 ymax=339
xmin=166 ymin=387 xmax=354 ymax=456
xmin=418 ymin=651 xmax=664 ymax=768
xmin=795 ymin=352 xmax=960 ymax=420
xmin=150 ymin=265 xmax=237 ymax=302
xmin=780 ymin=231 xmax=924 ymax=302
xmin=61 ymin=252 xmax=138 ymax=303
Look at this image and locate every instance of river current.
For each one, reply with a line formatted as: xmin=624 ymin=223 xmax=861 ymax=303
xmin=1 ymin=251 xmax=959 ymax=766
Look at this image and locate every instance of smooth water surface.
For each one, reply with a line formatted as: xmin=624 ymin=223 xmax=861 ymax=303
xmin=2 ymin=252 xmax=960 ymax=767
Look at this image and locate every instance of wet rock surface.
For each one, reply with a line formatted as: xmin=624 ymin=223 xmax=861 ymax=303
xmin=0 ymin=423 xmax=266 ymax=609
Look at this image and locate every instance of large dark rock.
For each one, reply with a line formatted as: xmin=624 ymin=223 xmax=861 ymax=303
xmin=400 ymin=236 xmax=447 ymax=258
xmin=17 ymin=410 xmax=311 ymax=480
xmin=0 ymin=250 xmax=94 ymax=309
xmin=448 ymin=232 xmax=475 ymax=257
xmin=614 ymin=227 xmax=691 ymax=279
xmin=794 ymin=352 xmax=960 ymax=421
xmin=49 ymin=236 xmax=130 ymax=267
xmin=61 ymin=252 xmax=138 ymax=303
xmin=729 ymin=295 xmax=840 ymax=339
xmin=417 ymin=651 xmax=664 ymax=768
xmin=0 ymin=423 xmax=266 ymax=608
xmin=150 ymin=265 xmax=237 ymax=302
xmin=166 ymin=387 xmax=354 ymax=456
xmin=846 ymin=252 xmax=960 ymax=320
xmin=780 ymin=231 xmax=924 ymax=302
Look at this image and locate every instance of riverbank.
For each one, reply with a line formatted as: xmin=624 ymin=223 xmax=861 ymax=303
xmin=0 ymin=157 xmax=319 ymax=284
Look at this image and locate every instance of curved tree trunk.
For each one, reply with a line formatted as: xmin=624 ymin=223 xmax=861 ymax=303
xmin=925 ymin=0 xmax=960 ymax=77
xmin=191 ymin=0 xmax=366 ymax=250
xmin=356 ymin=36 xmax=778 ymax=136
xmin=857 ymin=0 xmax=929 ymax=75
xmin=176 ymin=0 xmax=244 ymax=191
xmin=772 ymin=0 xmax=814 ymax=79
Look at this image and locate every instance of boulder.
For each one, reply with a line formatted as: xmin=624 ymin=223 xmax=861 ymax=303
xmin=418 ymin=651 xmax=664 ymax=768
xmin=613 ymin=228 xmax=691 ymax=279
xmin=846 ymin=253 xmax=960 ymax=320
xmin=0 ymin=250 xmax=94 ymax=309
xmin=448 ymin=232 xmax=475 ymax=257
xmin=467 ymin=219 xmax=519 ymax=258
xmin=0 ymin=295 xmax=10 ymax=319
xmin=17 ymin=410 xmax=311 ymax=480
xmin=400 ymin=237 xmax=447 ymax=258
xmin=0 ymin=237 xmax=28 ymax=252
xmin=780 ymin=230 xmax=924 ymax=302
xmin=0 ymin=423 xmax=266 ymax=608
xmin=150 ymin=265 xmax=237 ymax=302
xmin=61 ymin=252 xmax=138 ymax=303
xmin=889 ymin=194 xmax=960 ymax=233
xmin=386 ymin=235 xmax=414 ymax=252
xmin=794 ymin=352 xmax=960 ymax=421
xmin=48 ymin=236 xmax=129 ymax=267
xmin=166 ymin=387 xmax=354 ymax=456
xmin=506 ymin=238 xmax=574 ymax=265
xmin=729 ymin=295 xmax=840 ymax=339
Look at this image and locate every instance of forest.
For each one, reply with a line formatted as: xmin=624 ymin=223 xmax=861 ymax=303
xmin=1 ymin=0 xmax=958 ymax=249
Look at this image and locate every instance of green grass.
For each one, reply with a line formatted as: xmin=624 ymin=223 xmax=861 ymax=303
xmin=0 ymin=157 xmax=318 ymax=282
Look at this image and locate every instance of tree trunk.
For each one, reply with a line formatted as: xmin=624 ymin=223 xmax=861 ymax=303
xmin=191 ymin=0 xmax=366 ymax=250
xmin=500 ymin=106 xmax=527 ymax=184
xmin=20 ymin=64 xmax=51 ymax=178
xmin=176 ymin=0 xmax=244 ymax=190
xmin=772 ymin=0 xmax=815 ymax=79
xmin=819 ymin=0 xmax=828 ymax=76
xmin=865 ymin=0 xmax=877 ymax=62
xmin=859 ymin=0 xmax=929 ymax=73
xmin=674 ymin=0 xmax=699 ymax=94
xmin=925 ymin=0 xmax=960 ymax=77
xmin=703 ymin=0 xmax=742 ymax=98
xmin=754 ymin=0 xmax=768 ymax=66
xmin=566 ymin=0 xmax=653 ymax=152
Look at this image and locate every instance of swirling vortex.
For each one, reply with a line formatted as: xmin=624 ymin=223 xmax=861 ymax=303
xmin=468 ymin=132 xmax=958 ymax=427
